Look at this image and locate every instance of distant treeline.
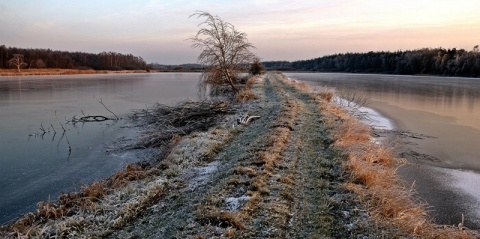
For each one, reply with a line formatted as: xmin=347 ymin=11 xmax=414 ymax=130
xmin=263 ymin=47 xmax=480 ymax=77
xmin=0 ymin=45 xmax=147 ymax=70
xmin=148 ymin=63 xmax=204 ymax=72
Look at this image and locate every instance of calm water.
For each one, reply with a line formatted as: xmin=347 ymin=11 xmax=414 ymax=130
xmin=286 ymin=73 xmax=480 ymax=171
xmin=0 ymin=73 xmax=200 ymax=224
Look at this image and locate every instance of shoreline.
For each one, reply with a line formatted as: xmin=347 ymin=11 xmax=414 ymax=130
xmin=0 ymin=69 xmax=205 ymax=76
xmin=0 ymin=69 xmax=148 ymax=76
xmin=356 ymin=100 xmax=480 ymax=228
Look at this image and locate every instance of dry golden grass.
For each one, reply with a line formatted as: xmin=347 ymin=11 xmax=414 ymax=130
xmin=233 ymin=166 xmax=258 ymax=177
xmin=4 ymin=162 xmax=156 ymax=234
xmin=235 ymin=87 xmax=257 ymax=103
xmin=195 ymin=205 xmax=246 ymax=229
xmin=315 ymin=93 xmax=477 ymax=238
xmin=234 ymin=76 xmax=261 ymax=103
xmin=245 ymin=76 xmax=258 ymax=87
xmin=240 ymin=191 xmax=263 ymax=219
xmin=318 ymin=90 xmax=335 ymax=102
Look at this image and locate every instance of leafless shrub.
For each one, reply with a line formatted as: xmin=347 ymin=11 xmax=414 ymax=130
xmin=189 ymin=11 xmax=256 ymax=95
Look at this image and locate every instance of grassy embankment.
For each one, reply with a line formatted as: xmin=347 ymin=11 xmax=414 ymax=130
xmin=0 ymin=68 xmax=148 ymax=76
xmin=0 ymin=72 xmax=478 ymax=238
xmin=285 ymin=74 xmax=477 ymax=238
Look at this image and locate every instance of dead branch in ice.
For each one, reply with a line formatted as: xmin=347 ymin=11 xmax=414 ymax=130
xmin=55 ymin=110 xmax=72 ymax=154
xmin=94 ymin=96 xmax=119 ymax=120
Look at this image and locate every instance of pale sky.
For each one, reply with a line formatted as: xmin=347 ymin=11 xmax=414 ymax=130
xmin=1 ymin=0 xmax=479 ymax=64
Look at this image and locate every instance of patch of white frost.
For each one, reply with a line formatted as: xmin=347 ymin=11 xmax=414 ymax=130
xmin=333 ymin=96 xmax=394 ymax=130
xmin=436 ymin=167 xmax=480 ymax=220
xmin=357 ymin=105 xmax=394 ymax=130
xmin=225 ymin=196 xmax=251 ymax=212
xmin=186 ymin=161 xmax=220 ymax=191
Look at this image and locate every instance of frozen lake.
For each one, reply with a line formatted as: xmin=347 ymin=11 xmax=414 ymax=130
xmin=0 ymin=72 xmax=200 ymax=224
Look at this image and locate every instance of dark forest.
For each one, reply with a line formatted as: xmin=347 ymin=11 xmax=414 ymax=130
xmin=263 ymin=46 xmax=480 ymax=77
xmin=0 ymin=45 xmax=147 ymax=70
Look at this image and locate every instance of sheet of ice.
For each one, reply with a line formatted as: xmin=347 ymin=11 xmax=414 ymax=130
xmin=357 ymin=105 xmax=395 ymax=130
xmin=435 ymin=167 xmax=480 ymax=223
xmin=333 ymin=96 xmax=394 ymax=130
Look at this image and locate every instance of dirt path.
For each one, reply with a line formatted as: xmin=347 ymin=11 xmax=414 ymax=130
xmin=106 ymin=72 xmax=391 ymax=238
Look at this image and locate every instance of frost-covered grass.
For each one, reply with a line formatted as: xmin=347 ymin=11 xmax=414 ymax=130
xmin=0 ymin=98 xmax=241 ymax=239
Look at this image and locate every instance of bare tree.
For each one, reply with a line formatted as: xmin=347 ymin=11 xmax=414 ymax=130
xmin=189 ymin=11 xmax=256 ymax=95
xmin=8 ymin=54 xmax=27 ymax=72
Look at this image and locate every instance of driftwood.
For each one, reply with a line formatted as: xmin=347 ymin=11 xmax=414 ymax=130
xmin=237 ymin=114 xmax=260 ymax=125
xmin=131 ymin=100 xmax=235 ymax=149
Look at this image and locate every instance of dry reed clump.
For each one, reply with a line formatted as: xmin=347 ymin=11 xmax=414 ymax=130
xmin=316 ymin=95 xmax=477 ymax=238
xmin=233 ymin=166 xmax=258 ymax=177
xmin=318 ymin=90 xmax=335 ymax=102
xmin=234 ymin=86 xmax=257 ymax=103
xmin=234 ymin=76 xmax=259 ymax=103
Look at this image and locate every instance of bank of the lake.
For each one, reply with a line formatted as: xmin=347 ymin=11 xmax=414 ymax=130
xmin=367 ymin=102 xmax=480 ymax=228
xmin=287 ymin=72 xmax=480 ymax=228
